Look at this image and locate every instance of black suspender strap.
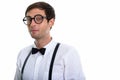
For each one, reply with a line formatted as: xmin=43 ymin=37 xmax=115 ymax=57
xmin=21 ymin=50 xmax=32 ymax=80
xmin=48 ymin=43 xmax=60 ymax=80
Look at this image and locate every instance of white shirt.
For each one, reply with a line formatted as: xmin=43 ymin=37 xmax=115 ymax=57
xmin=14 ymin=40 xmax=85 ymax=80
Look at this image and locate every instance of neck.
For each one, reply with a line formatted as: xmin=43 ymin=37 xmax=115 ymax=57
xmin=35 ymin=36 xmax=52 ymax=49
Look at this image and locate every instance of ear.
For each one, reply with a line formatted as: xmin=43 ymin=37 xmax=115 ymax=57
xmin=49 ymin=18 xmax=55 ymax=29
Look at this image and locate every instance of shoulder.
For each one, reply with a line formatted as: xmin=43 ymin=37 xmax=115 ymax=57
xmin=56 ymin=43 xmax=81 ymax=66
xmin=20 ymin=44 xmax=33 ymax=53
xmin=16 ymin=44 xmax=33 ymax=69
xmin=59 ymin=43 xmax=78 ymax=53
xmin=17 ymin=44 xmax=33 ymax=61
xmin=57 ymin=43 xmax=80 ymax=59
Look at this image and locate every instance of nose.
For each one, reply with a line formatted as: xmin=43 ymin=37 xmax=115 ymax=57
xmin=30 ymin=18 xmax=36 ymax=26
xmin=28 ymin=19 xmax=36 ymax=29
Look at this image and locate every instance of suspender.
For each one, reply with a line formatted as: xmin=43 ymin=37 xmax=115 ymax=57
xmin=21 ymin=43 xmax=60 ymax=80
xmin=21 ymin=50 xmax=32 ymax=80
xmin=48 ymin=43 xmax=60 ymax=80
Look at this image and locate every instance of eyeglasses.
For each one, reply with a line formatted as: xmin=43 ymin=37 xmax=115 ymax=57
xmin=23 ymin=14 xmax=46 ymax=25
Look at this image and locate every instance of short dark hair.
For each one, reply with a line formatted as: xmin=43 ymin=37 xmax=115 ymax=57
xmin=25 ymin=2 xmax=55 ymax=22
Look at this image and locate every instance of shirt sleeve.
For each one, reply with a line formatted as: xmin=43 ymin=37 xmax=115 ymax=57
xmin=14 ymin=51 xmax=22 ymax=80
xmin=64 ymin=48 xmax=85 ymax=80
xmin=14 ymin=65 xmax=21 ymax=80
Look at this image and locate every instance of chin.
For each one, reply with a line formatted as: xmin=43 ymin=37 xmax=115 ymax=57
xmin=31 ymin=35 xmax=37 ymax=39
xmin=31 ymin=35 xmax=41 ymax=40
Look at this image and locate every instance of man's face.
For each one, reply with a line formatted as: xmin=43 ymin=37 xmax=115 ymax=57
xmin=26 ymin=8 xmax=54 ymax=40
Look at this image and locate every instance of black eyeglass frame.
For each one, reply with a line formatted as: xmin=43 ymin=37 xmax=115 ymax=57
xmin=23 ymin=14 xmax=46 ymax=25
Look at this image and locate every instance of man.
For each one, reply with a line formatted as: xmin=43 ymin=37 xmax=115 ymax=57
xmin=14 ymin=1 xmax=85 ymax=80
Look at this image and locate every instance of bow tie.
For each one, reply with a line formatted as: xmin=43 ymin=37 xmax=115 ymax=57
xmin=32 ymin=48 xmax=46 ymax=55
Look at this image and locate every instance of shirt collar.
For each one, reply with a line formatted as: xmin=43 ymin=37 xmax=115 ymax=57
xmin=33 ymin=39 xmax=57 ymax=54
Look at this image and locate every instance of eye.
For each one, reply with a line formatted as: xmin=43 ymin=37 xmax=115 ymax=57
xmin=35 ymin=15 xmax=43 ymax=22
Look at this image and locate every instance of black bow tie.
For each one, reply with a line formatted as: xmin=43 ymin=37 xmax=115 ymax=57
xmin=32 ymin=48 xmax=46 ymax=55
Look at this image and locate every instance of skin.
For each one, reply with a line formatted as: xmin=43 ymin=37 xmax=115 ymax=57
xmin=26 ymin=8 xmax=55 ymax=48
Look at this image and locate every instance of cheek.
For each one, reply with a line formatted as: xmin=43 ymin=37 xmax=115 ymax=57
xmin=27 ymin=27 xmax=30 ymax=32
xmin=44 ymin=26 xmax=50 ymax=34
xmin=42 ymin=23 xmax=51 ymax=33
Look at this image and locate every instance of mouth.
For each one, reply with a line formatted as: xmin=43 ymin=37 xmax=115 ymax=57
xmin=31 ymin=30 xmax=39 ymax=33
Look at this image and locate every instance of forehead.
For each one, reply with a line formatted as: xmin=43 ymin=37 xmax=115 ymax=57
xmin=26 ymin=8 xmax=46 ymax=17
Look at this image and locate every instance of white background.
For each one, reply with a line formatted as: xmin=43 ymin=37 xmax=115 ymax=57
xmin=0 ymin=0 xmax=120 ymax=80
